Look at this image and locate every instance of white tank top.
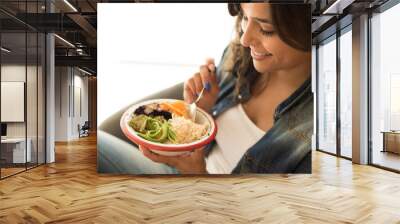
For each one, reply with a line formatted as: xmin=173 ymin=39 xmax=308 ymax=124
xmin=206 ymin=104 xmax=265 ymax=174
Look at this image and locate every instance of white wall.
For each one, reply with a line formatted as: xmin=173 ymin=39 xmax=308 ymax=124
xmin=1 ymin=65 xmax=39 ymax=138
xmin=55 ymin=67 xmax=89 ymax=141
xmin=55 ymin=67 xmax=69 ymax=141
xmin=1 ymin=64 xmax=46 ymax=163
xmin=1 ymin=65 xmax=26 ymax=132
xmin=72 ymin=73 xmax=89 ymax=138
xmin=1 ymin=82 xmax=25 ymax=122
xmin=74 ymin=73 xmax=89 ymax=123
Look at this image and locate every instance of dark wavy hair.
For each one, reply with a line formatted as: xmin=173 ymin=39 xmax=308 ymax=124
xmin=224 ymin=3 xmax=311 ymax=98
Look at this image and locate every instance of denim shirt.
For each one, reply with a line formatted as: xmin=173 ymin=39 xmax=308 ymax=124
xmin=204 ymin=51 xmax=313 ymax=174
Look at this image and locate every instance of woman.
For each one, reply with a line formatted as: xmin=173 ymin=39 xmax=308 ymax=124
xmin=98 ymin=3 xmax=312 ymax=174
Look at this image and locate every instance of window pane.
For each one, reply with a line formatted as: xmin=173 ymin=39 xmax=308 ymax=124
xmin=371 ymin=3 xmax=400 ymax=171
xmin=318 ymin=37 xmax=337 ymax=154
xmin=1 ymin=31 xmax=28 ymax=177
xmin=38 ymin=32 xmax=46 ymax=165
xmin=0 ymin=1 xmax=46 ymax=178
xmin=340 ymin=29 xmax=352 ymax=158
xmin=27 ymin=31 xmax=38 ymax=169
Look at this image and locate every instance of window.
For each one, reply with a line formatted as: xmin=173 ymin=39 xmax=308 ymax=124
xmin=317 ymin=36 xmax=337 ymax=154
xmin=0 ymin=1 xmax=46 ymax=179
xmin=370 ymin=2 xmax=400 ymax=171
xmin=339 ymin=28 xmax=352 ymax=158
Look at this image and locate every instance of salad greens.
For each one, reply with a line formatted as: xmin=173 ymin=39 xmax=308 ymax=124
xmin=129 ymin=114 xmax=176 ymax=143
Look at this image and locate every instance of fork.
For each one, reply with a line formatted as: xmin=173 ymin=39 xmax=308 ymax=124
xmin=188 ymin=65 xmax=216 ymax=122
xmin=188 ymin=87 xmax=206 ymax=122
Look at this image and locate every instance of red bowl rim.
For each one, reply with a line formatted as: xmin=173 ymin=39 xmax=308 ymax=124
xmin=120 ymin=99 xmax=217 ymax=152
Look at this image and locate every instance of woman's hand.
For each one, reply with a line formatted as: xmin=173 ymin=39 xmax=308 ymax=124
xmin=139 ymin=145 xmax=207 ymax=174
xmin=184 ymin=58 xmax=220 ymax=113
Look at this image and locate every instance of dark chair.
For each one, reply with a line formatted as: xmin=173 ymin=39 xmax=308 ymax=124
xmin=79 ymin=121 xmax=90 ymax=138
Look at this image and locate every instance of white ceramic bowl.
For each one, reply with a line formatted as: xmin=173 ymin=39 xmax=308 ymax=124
xmin=120 ymin=99 xmax=217 ymax=156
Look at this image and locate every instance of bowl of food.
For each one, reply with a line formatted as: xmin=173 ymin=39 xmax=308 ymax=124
xmin=120 ymin=99 xmax=217 ymax=156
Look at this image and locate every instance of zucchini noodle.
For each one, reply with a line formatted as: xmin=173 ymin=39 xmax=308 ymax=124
xmin=129 ymin=115 xmax=176 ymax=143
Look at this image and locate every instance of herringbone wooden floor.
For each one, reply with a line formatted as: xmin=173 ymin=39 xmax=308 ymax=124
xmin=0 ymin=134 xmax=400 ymax=224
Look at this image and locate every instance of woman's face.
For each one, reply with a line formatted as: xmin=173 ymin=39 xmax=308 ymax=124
xmin=239 ymin=3 xmax=310 ymax=74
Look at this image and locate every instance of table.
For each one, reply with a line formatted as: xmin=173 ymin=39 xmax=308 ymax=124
xmin=381 ymin=131 xmax=400 ymax=154
xmin=1 ymin=138 xmax=32 ymax=164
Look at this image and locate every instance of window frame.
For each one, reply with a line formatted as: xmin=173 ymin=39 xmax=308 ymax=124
xmin=315 ymin=22 xmax=353 ymax=161
xmin=0 ymin=1 xmax=48 ymax=180
xmin=367 ymin=0 xmax=400 ymax=173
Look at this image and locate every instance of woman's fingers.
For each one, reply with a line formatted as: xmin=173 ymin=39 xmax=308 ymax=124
xmin=208 ymin=63 xmax=216 ymax=73
xmin=205 ymin=57 xmax=216 ymax=76
xmin=209 ymin=64 xmax=218 ymax=85
xmin=193 ymin=72 xmax=203 ymax=94
xmin=184 ymin=78 xmax=196 ymax=103
xmin=194 ymin=147 xmax=205 ymax=157
xmin=140 ymin=146 xmax=207 ymax=174
xmin=183 ymin=58 xmax=219 ymax=111
xmin=140 ymin=146 xmax=177 ymax=167
xmin=205 ymin=58 xmax=215 ymax=68
xmin=204 ymin=58 xmax=218 ymax=87
xmin=199 ymin=65 xmax=211 ymax=92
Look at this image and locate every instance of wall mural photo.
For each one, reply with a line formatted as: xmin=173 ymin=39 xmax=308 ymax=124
xmin=97 ymin=3 xmax=313 ymax=175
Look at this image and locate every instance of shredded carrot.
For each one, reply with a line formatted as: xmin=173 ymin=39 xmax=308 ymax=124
xmin=160 ymin=101 xmax=188 ymax=118
xmin=159 ymin=103 xmax=171 ymax=111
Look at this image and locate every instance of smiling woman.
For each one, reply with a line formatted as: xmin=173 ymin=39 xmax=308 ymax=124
xmin=224 ymin=3 xmax=311 ymax=99
xmin=98 ymin=3 xmax=313 ymax=175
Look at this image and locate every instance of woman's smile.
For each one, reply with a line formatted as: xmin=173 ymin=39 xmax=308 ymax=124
xmin=250 ymin=48 xmax=272 ymax=61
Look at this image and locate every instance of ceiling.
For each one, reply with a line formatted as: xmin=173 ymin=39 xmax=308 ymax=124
xmin=0 ymin=0 xmax=101 ymax=74
xmin=0 ymin=0 xmax=393 ymax=75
